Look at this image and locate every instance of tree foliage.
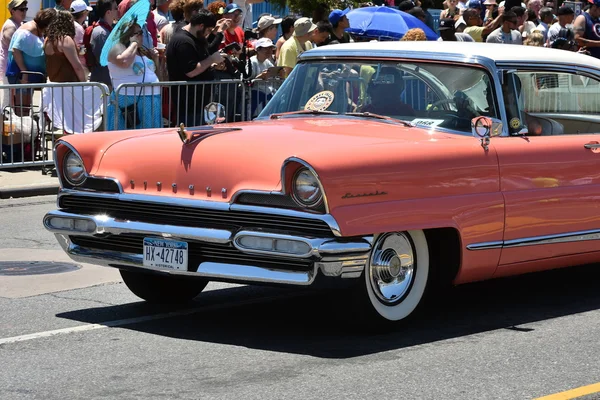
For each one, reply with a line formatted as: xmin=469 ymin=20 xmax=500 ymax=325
xmin=266 ymin=0 xmax=358 ymax=19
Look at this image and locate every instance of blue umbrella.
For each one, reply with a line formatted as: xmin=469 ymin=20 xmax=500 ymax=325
xmin=99 ymin=0 xmax=151 ymax=67
xmin=346 ymin=6 xmax=439 ymax=41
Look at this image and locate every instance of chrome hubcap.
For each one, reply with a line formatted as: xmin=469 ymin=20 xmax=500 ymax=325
xmin=369 ymin=233 xmax=416 ymax=304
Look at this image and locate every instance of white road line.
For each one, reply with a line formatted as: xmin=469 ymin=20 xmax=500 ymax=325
xmin=0 ymin=293 xmax=303 ymax=346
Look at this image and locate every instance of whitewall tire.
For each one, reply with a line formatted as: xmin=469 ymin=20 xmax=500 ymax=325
xmin=363 ymin=230 xmax=430 ymax=322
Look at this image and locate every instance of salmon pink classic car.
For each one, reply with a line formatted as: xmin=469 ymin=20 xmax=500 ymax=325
xmin=44 ymin=42 xmax=600 ymax=323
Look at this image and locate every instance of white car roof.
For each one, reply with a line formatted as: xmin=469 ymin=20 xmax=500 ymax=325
xmin=301 ymin=41 xmax=600 ymax=71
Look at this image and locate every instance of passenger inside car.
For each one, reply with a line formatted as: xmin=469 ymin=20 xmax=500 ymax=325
xmin=361 ymin=67 xmax=416 ymax=116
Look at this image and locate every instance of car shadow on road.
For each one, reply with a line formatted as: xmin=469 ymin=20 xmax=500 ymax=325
xmin=57 ymin=263 xmax=600 ymax=359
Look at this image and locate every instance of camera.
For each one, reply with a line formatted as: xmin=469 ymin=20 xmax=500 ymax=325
xmin=244 ymin=28 xmax=259 ymax=41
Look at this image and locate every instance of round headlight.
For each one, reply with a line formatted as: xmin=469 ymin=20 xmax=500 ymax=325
xmin=63 ymin=151 xmax=86 ymax=186
xmin=292 ymin=168 xmax=323 ymax=208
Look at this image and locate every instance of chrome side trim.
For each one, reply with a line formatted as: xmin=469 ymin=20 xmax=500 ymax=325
xmin=466 ymin=241 xmax=503 ymax=251
xmin=44 ymin=210 xmax=232 ymax=244
xmin=467 ymin=229 xmax=600 ymax=251
xmin=503 ymin=229 xmax=600 ymax=248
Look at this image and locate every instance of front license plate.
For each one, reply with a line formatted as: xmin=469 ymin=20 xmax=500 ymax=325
xmin=143 ymin=238 xmax=188 ymax=270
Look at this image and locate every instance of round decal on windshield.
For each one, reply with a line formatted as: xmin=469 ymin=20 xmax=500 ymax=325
xmin=304 ymin=91 xmax=335 ymax=111
xmin=510 ymin=117 xmax=521 ymax=129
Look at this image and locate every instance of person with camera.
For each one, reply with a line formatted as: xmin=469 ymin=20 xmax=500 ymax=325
xmin=166 ymin=9 xmax=223 ymax=126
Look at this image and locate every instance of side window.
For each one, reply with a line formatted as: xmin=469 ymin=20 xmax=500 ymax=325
xmin=514 ymin=70 xmax=600 ymax=135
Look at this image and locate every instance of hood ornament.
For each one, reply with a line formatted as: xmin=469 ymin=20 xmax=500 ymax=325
xmin=177 ymin=123 xmax=243 ymax=145
xmin=178 ymin=123 xmax=189 ymax=144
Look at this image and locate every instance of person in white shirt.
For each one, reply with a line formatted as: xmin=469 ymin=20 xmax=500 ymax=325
xmin=69 ymin=0 xmax=92 ymax=78
xmin=535 ymin=7 xmax=554 ymax=43
xmin=486 ymin=10 xmax=523 ymax=43
xmin=547 ymin=6 xmax=575 ymax=46
xmin=248 ymin=37 xmax=280 ymax=117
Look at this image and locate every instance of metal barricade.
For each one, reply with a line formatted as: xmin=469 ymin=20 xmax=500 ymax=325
xmin=1 ymin=81 xmax=109 ymax=170
xmin=112 ymin=80 xmax=248 ymax=130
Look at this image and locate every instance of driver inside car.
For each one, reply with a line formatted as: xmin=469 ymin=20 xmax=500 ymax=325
xmin=360 ymin=67 xmax=416 ymax=116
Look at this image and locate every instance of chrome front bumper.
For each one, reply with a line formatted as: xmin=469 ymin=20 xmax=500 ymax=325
xmin=44 ymin=210 xmax=372 ymax=286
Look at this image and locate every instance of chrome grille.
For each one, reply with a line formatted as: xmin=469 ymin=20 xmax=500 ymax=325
xmin=59 ymin=195 xmax=334 ymax=237
xmin=69 ymin=235 xmax=313 ymax=271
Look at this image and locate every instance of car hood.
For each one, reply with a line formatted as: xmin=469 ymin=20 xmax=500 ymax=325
xmin=71 ymin=117 xmax=459 ymax=202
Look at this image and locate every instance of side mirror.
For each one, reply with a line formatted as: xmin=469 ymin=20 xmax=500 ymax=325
xmin=204 ymin=102 xmax=226 ymax=125
xmin=471 ymin=116 xmax=503 ymax=138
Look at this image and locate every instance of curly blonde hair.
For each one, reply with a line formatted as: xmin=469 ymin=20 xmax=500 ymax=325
xmin=524 ymin=31 xmax=544 ymax=46
xmin=45 ymin=10 xmax=75 ymax=43
xmin=400 ymin=28 xmax=427 ymax=41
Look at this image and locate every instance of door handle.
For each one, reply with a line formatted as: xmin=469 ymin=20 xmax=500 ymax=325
xmin=584 ymin=142 xmax=600 ymax=149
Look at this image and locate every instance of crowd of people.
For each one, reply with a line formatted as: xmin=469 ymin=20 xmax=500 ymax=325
xmin=1 ymin=0 xmax=599 ymax=136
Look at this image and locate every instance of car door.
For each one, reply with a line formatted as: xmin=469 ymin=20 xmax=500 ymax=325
xmin=492 ymin=68 xmax=600 ymax=266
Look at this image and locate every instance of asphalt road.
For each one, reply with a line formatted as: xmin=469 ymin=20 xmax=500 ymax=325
xmin=1 ymin=195 xmax=600 ymax=400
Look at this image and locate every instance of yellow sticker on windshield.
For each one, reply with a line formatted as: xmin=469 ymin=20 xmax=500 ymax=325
xmin=510 ymin=118 xmax=521 ymax=129
xmin=304 ymin=91 xmax=335 ymax=112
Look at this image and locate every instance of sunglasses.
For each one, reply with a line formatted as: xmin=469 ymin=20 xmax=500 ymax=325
xmin=132 ymin=31 xmax=143 ymax=36
xmin=14 ymin=7 xmax=28 ymax=11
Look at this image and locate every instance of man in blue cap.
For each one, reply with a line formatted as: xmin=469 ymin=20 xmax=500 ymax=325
xmin=327 ymin=7 xmax=353 ymax=43
xmin=574 ymin=0 xmax=600 ymax=58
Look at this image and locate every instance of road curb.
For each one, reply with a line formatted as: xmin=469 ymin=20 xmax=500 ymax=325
xmin=0 ymin=184 xmax=60 ymax=199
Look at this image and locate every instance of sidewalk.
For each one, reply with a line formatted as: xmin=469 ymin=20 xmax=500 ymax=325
xmin=0 ymin=167 xmax=59 ymax=199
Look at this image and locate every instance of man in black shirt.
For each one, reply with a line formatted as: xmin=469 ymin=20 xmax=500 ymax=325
xmin=326 ymin=8 xmax=352 ymax=44
xmin=166 ymin=9 xmax=223 ymax=126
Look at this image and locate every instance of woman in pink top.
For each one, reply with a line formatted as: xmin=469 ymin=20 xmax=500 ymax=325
xmin=1 ymin=0 xmax=28 ymax=112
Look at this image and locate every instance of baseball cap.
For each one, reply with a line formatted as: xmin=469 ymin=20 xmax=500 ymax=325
xmin=329 ymin=7 xmax=350 ymax=25
xmin=258 ymin=15 xmax=282 ymax=30
xmin=255 ymin=37 xmax=276 ymax=49
xmin=557 ymin=5 xmax=575 ymax=15
xmin=467 ymin=0 xmax=483 ymax=8
xmin=224 ymin=3 xmax=242 ymax=14
xmin=7 ymin=0 xmax=26 ymax=9
xmin=70 ymin=0 xmax=92 ymax=13
xmin=293 ymin=17 xmax=317 ymax=36
xmin=438 ymin=18 xmax=456 ymax=30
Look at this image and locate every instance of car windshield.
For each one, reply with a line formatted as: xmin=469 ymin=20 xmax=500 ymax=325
xmin=257 ymin=60 xmax=499 ymax=134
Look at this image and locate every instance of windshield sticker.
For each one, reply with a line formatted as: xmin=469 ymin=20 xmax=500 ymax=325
xmin=305 ymin=91 xmax=335 ymax=112
xmin=411 ymin=118 xmax=444 ymax=127
xmin=510 ymin=118 xmax=521 ymax=129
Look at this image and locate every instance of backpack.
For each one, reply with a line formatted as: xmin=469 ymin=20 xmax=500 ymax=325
xmin=83 ymin=21 xmax=99 ymax=68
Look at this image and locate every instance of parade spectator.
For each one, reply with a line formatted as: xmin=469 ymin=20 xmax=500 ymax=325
xmin=547 ymin=6 xmax=575 ymax=47
xmin=221 ymin=3 xmax=248 ymax=50
xmin=87 ymin=0 xmax=118 ymax=91
xmin=535 ymin=7 xmax=554 ymax=43
xmin=523 ymin=30 xmax=544 ymax=45
xmin=277 ymin=17 xmax=316 ymax=78
xmin=510 ymin=6 xmax=526 ymax=34
xmin=437 ymin=18 xmax=475 ymax=41
xmin=440 ymin=0 xmax=461 ymax=20
xmin=521 ymin=8 xmax=538 ymax=37
xmin=327 ymin=8 xmax=352 ymax=44
xmin=486 ymin=10 xmax=523 ymax=43
xmin=1 ymin=0 xmax=27 ymax=113
xmin=248 ymin=37 xmax=278 ymax=117
xmin=166 ymin=9 xmax=223 ymax=126
xmin=574 ymin=0 xmax=600 ymax=59
xmin=107 ymin=21 xmax=161 ymax=130
xmin=256 ymin=15 xmax=281 ymax=42
xmin=70 ymin=0 xmax=92 ymax=78
xmin=182 ymin=0 xmax=204 ymax=24
xmin=55 ymin=0 xmax=73 ymax=11
xmin=119 ymin=0 xmax=158 ymax=49
xmin=401 ymin=28 xmax=427 ymax=40
xmin=153 ymin=0 xmax=172 ymax=32
xmin=159 ymin=0 xmax=185 ymax=46
xmin=420 ymin=0 xmax=436 ymax=31
xmin=43 ymin=10 xmax=103 ymax=133
xmin=463 ymin=7 xmax=501 ymax=42
xmin=311 ymin=21 xmax=332 ymax=47
xmin=275 ymin=15 xmax=295 ymax=62
xmin=6 ymin=8 xmax=55 ymax=85
xmin=483 ymin=0 xmax=499 ymax=23
xmin=206 ymin=3 xmax=231 ymax=53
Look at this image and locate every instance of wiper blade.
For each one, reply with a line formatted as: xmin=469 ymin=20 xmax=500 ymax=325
xmin=345 ymin=112 xmax=414 ymax=127
xmin=270 ymin=110 xmax=338 ymax=119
